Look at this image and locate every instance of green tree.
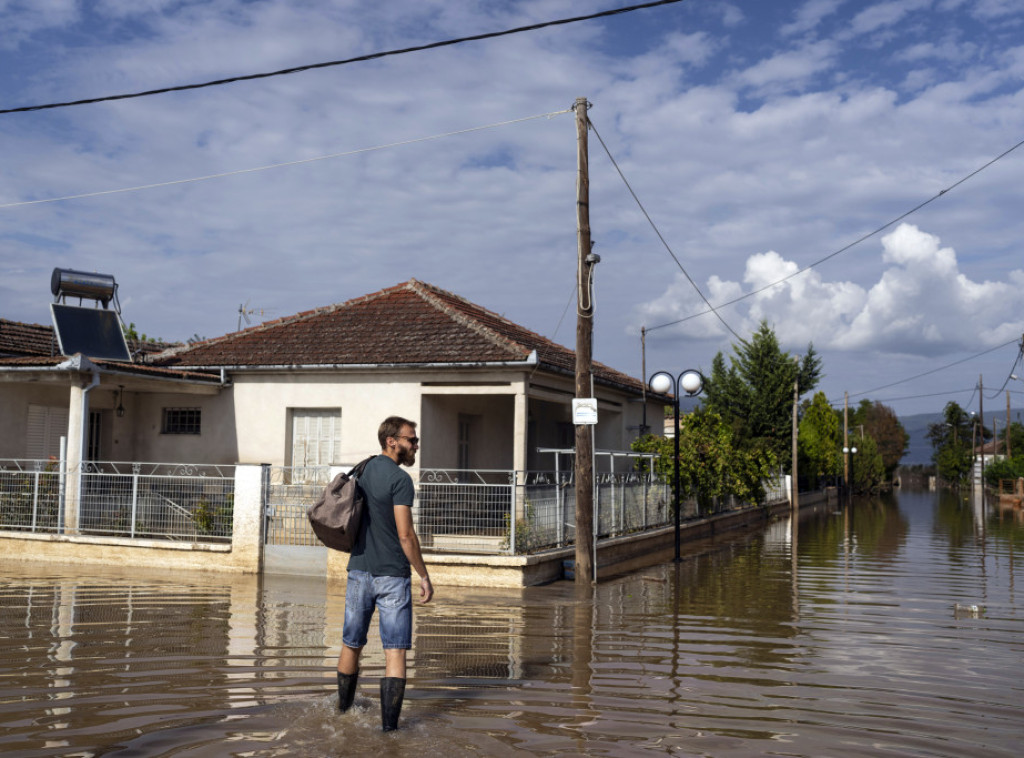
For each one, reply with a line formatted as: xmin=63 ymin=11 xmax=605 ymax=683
xmin=121 ymin=321 xmax=158 ymax=344
xmin=851 ymin=400 xmax=909 ymax=479
xmin=927 ymin=401 xmax=973 ymax=485
xmin=847 ymin=433 xmax=886 ymax=492
xmin=983 ymin=456 xmax=1024 ymax=487
xmin=633 ymin=409 xmax=779 ymax=510
xmin=703 ymin=320 xmax=822 ymax=467
xmin=798 ymin=391 xmax=842 ymax=485
xmin=1006 ymin=421 xmax=1024 ymax=457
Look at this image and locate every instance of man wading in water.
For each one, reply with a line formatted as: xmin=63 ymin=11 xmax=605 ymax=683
xmin=336 ymin=416 xmax=434 ymax=731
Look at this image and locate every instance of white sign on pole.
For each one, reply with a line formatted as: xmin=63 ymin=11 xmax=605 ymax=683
xmin=573 ymin=398 xmax=598 ymax=425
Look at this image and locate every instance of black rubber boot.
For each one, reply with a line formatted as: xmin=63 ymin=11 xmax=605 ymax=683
xmin=380 ymin=677 xmax=406 ymax=732
xmin=337 ymin=670 xmax=358 ymax=713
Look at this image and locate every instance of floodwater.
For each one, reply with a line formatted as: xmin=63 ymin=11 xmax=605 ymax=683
xmin=1 ymin=489 xmax=1021 ymax=757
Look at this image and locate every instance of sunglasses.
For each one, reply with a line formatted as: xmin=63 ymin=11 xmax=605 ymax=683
xmin=395 ymin=435 xmax=420 ymax=445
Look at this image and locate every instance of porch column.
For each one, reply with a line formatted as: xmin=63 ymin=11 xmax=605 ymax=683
xmin=513 ymin=383 xmax=528 ymax=528
xmin=63 ymin=382 xmax=88 ymax=535
xmin=513 ymin=382 xmax=528 ymax=473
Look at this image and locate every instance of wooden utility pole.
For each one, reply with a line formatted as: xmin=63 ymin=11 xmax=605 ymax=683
xmin=843 ymin=392 xmax=850 ymax=489
xmin=640 ymin=326 xmax=647 ymax=435
xmin=574 ymin=97 xmax=595 ymax=585
xmin=1006 ymin=390 xmax=1011 ymax=459
xmin=791 ymin=370 xmax=799 ymax=513
xmin=980 ymin=375 xmax=985 ymax=480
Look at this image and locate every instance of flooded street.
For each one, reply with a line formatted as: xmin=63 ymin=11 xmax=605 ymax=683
xmin=2 ymin=488 xmax=1021 ymax=757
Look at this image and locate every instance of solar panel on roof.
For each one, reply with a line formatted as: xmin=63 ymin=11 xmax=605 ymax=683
xmin=50 ymin=303 xmax=132 ymax=362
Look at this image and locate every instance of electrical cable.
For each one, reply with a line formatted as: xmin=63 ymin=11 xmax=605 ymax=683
xmin=0 ymin=108 xmax=572 ymax=209
xmin=989 ymin=338 xmax=1024 ymax=397
xmin=840 ymin=337 xmax=1019 ymax=402
xmin=587 ymin=116 xmax=742 ymax=341
xmin=0 ymin=0 xmax=688 ymax=115
xmin=552 ymin=283 xmax=577 ymax=340
xmin=839 ymin=388 xmax=981 ymax=406
xmin=647 ymin=134 xmax=1024 ymax=332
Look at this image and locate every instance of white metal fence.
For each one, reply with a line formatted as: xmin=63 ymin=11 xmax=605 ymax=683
xmin=0 ymin=459 xmax=62 ymax=533
xmin=265 ymin=465 xmax=330 ymax=547
xmin=416 ymin=469 xmax=675 ymax=554
xmin=76 ymin=461 xmax=234 ymax=542
xmin=2 ymin=457 xmax=786 ymax=557
xmin=0 ymin=459 xmax=235 ymax=543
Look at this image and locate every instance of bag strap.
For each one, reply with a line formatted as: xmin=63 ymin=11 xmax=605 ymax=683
xmin=350 ymin=455 xmax=377 ymax=479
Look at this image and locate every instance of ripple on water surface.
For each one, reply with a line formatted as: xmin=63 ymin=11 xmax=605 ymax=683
xmin=1 ymin=490 xmax=1021 ymax=757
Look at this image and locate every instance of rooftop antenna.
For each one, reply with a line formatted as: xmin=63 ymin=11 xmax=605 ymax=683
xmin=237 ymin=299 xmax=274 ymax=331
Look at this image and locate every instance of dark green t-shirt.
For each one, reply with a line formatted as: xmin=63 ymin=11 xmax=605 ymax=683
xmin=347 ymin=455 xmax=415 ymax=578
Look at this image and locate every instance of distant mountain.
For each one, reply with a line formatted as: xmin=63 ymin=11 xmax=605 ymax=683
xmin=900 ymin=413 xmax=938 ymax=465
xmin=899 ymin=409 xmax=1024 ymax=465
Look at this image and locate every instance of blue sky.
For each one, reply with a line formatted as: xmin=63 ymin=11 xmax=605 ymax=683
xmin=2 ymin=0 xmax=1023 ymax=420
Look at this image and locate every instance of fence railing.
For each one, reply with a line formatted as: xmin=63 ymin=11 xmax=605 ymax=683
xmin=0 ymin=459 xmax=235 ymax=543
xmin=74 ymin=461 xmax=234 ymax=542
xmin=3 ymin=458 xmax=786 ymax=556
xmin=416 ymin=469 xmax=676 ymax=555
xmin=417 ymin=468 xmax=787 ymax=555
xmin=265 ymin=465 xmax=331 ymax=547
xmin=0 ymin=459 xmax=63 ymax=534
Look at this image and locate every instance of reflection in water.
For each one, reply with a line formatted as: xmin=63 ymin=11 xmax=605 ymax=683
xmin=1 ymin=488 xmax=1022 ymax=757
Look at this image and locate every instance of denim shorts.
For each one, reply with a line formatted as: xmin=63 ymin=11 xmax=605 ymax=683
xmin=342 ymin=570 xmax=413 ymax=650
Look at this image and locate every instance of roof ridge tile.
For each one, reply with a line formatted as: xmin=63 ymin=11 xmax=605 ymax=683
xmin=407 ymin=280 xmax=528 ymax=359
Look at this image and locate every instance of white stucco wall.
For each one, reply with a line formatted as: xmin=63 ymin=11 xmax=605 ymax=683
xmin=2 ymin=366 xmax=661 ymax=474
xmin=225 ymin=368 xmax=537 ymax=469
xmin=0 ymin=383 xmax=69 ymax=458
xmin=131 ymin=389 xmax=237 ymax=463
xmin=229 ymin=370 xmax=427 ymax=465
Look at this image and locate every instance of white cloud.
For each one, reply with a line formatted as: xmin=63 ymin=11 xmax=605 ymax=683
xmin=893 ymin=38 xmax=978 ymax=65
xmin=2 ymin=0 xmax=1024 ymax=416
xmin=968 ymin=0 xmax=1024 ymax=20
xmin=847 ymin=0 xmax=933 ymax=37
xmin=638 ymin=224 xmax=1024 ymax=358
xmin=0 ymin=0 xmax=79 ymax=48
xmin=734 ymin=40 xmax=838 ymax=90
xmin=782 ymin=0 xmax=846 ymax=37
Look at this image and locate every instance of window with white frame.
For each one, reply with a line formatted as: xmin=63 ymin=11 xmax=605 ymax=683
xmin=290 ymin=408 xmax=342 ymax=467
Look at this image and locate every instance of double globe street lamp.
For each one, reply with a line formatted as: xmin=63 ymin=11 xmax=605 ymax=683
xmin=649 ymin=369 xmax=704 ymax=562
xmin=842 ymin=445 xmax=857 ymax=504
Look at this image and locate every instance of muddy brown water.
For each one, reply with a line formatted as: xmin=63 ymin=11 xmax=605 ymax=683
xmin=1 ymin=489 xmax=1021 ymax=757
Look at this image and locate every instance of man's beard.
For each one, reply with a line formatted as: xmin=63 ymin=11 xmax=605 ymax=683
xmin=398 ymin=447 xmax=417 ymax=466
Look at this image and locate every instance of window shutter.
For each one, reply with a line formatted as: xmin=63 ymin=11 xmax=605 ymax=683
xmin=291 ymin=409 xmax=341 ymax=466
xmin=27 ymin=404 xmax=70 ymax=460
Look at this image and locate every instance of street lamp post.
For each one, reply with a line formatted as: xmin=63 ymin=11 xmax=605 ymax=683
xmin=649 ymin=369 xmax=704 ymax=562
xmin=842 ymin=445 xmax=857 ymax=504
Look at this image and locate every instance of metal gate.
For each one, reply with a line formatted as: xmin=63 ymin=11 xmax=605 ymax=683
xmin=263 ymin=465 xmax=328 ymax=576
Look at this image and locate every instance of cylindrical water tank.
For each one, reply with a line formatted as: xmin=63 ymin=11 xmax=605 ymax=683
xmin=50 ymin=268 xmax=117 ymax=307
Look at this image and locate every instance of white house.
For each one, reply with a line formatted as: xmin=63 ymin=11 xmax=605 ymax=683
xmin=2 ymin=278 xmax=667 ymax=482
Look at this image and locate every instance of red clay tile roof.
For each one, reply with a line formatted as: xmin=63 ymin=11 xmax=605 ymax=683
xmin=157 ymin=280 xmax=644 ymax=394
xmin=0 ymin=317 xmax=176 ymax=360
xmin=0 ymin=318 xmax=54 ymax=357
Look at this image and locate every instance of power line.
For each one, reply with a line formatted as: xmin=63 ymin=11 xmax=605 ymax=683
xmin=839 ymin=388 xmax=979 ymax=407
xmin=647 ymin=134 xmax=1024 ymax=332
xmin=989 ymin=337 xmax=1024 ymax=397
xmin=0 ymin=108 xmax=572 ymax=209
xmin=0 ymin=0 xmax=688 ymax=116
xmin=840 ymin=338 xmax=1019 ymax=403
xmin=587 ymin=116 xmax=742 ymax=341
